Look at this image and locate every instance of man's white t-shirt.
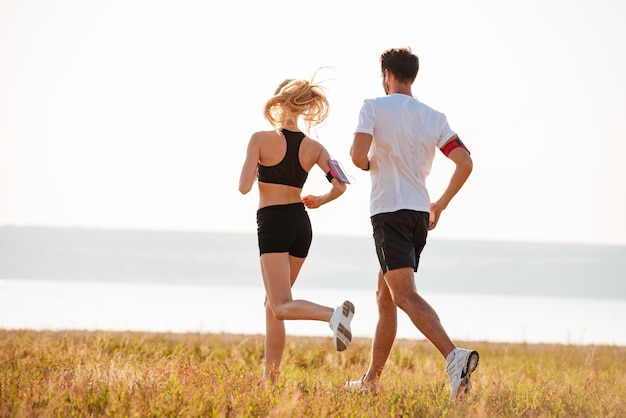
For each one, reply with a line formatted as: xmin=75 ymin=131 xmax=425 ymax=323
xmin=355 ymin=93 xmax=455 ymax=217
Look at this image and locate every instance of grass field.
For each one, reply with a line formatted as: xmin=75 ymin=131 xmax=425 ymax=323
xmin=1 ymin=329 xmax=624 ymax=417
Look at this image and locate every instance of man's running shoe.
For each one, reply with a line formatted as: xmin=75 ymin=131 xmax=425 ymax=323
xmin=329 ymin=300 xmax=355 ymax=351
xmin=447 ymin=348 xmax=479 ymax=402
xmin=345 ymin=374 xmax=368 ymax=392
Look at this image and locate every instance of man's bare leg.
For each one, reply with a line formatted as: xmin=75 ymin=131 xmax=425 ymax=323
xmin=384 ymin=267 xmax=456 ymax=359
xmin=362 ymin=269 xmax=397 ymax=386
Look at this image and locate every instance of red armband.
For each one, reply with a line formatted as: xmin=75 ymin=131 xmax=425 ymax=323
xmin=440 ymin=136 xmax=470 ymax=157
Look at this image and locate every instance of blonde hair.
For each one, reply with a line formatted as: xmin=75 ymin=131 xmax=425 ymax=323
xmin=264 ymin=69 xmax=331 ymax=134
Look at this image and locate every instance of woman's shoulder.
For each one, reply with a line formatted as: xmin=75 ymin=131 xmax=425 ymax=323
xmin=254 ymin=129 xmax=282 ymax=136
xmin=251 ymin=129 xmax=282 ymax=142
xmin=301 ymin=135 xmax=326 ymax=162
xmin=301 ymin=134 xmax=323 ymax=148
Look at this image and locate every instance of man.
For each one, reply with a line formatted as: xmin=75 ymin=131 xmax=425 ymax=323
xmin=349 ymin=47 xmax=478 ymax=403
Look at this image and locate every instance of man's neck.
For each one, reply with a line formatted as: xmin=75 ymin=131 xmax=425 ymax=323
xmin=388 ymin=82 xmax=413 ymax=96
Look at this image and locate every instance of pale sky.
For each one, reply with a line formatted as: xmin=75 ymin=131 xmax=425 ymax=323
xmin=1 ymin=0 xmax=625 ymax=245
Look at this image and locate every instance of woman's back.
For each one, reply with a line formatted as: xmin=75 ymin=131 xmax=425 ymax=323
xmin=255 ymin=128 xmax=322 ymax=208
xmin=239 ymin=73 xmax=345 ymax=210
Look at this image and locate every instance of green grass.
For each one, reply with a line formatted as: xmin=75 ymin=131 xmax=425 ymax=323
xmin=1 ymin=329 xmax=624 ymax=417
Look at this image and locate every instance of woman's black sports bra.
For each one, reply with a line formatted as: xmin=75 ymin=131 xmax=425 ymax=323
xmin=257 ymin=129 xmax=308 ymax=188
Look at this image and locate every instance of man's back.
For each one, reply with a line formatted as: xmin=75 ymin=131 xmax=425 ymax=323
xmin=355 ymin=93 xmax=455 ymax=216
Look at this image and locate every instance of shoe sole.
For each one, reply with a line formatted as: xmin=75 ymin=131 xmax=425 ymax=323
xmin=342 ymin=300 xmax=355 ymax=320
xmin=459 ymin=351 xmax=479 ymax=395
xmin=335 ymin=301 xmax=355 ymax=351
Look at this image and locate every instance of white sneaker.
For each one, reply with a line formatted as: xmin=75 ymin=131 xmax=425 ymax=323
xmin=344 ymin=374 xmax=365 ymax=391
xmin=447 ymin=348 xmax=479 ymax=403
xmin=329 ymin=300 xmax=355 ymax=351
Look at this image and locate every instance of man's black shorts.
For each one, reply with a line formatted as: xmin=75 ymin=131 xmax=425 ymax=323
xmin=371 ymin=209 xmax=429 ymax=273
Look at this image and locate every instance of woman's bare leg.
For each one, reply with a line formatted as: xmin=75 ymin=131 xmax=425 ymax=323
xmin=261 ymin=252 xmax=334 ymax=382
xmin=263 ymin=295 xmax=285 ymax=383
xmin=260 ymin=253 xmax=333 ymax=321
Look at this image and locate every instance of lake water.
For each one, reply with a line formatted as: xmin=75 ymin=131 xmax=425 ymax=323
xmin=1 ymin=227 xmax=625 ymax=346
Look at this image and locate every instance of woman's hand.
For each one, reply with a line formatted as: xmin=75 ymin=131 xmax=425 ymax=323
xmin=302 ymin=194 xmax=322 ymax=209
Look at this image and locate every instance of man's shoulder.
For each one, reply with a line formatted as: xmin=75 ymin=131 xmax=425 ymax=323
xmin=362 ymin=95 xmax=408 ymax=109
xmin=409 ymin=97 xmax=448 ymax=120
xmin=370 ymin=95 xmax=446 ymax=115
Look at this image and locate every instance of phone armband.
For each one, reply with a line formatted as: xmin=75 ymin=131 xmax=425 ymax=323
xmin=326 ymin=159 xmax=350 ymax=184
xmin=440 ymin=135 xmax=470 ymax=157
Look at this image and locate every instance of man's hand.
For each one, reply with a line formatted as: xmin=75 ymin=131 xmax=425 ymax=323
xmin=429 ymin=200 xmax=446 ymax=230
xmin=430 ymin=144 xmax=473 ymax=230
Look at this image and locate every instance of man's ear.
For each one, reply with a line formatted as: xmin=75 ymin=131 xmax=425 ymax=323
xmin=384 ymin=69 xmax=396 ymax=83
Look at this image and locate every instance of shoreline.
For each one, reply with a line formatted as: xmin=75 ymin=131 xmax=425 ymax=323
xmin=2 ymin=279 xmax=626 ymax=347
xmin=3 ymin=328 xmax=625 ymax=349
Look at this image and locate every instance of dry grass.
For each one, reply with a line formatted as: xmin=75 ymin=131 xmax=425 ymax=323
xmin=1 ymin=329 xmax=624 ymax=417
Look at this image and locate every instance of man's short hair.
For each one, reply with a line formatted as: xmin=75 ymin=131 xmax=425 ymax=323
xmin=380 ymin=47 xmax=419 ymax=84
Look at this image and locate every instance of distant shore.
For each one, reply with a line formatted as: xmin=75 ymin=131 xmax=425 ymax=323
xmin=2 ymin=226 xmax=625 ymax=300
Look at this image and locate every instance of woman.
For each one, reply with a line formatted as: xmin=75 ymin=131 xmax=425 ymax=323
xmin=239 ymin=74 xmax=355 ymax=384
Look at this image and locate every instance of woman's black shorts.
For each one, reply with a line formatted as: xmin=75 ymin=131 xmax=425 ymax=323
xmin=371 ymin=209 xmax=429 ymax=273
xmin=256 ymin=202 xmax=312 ymax=258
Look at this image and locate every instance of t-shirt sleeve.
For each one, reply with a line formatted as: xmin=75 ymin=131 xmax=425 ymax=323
xmin=436 ymin=113 xmax=456 ymax=148
xmin=354 ymin=99 xmax=376 ymax=135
